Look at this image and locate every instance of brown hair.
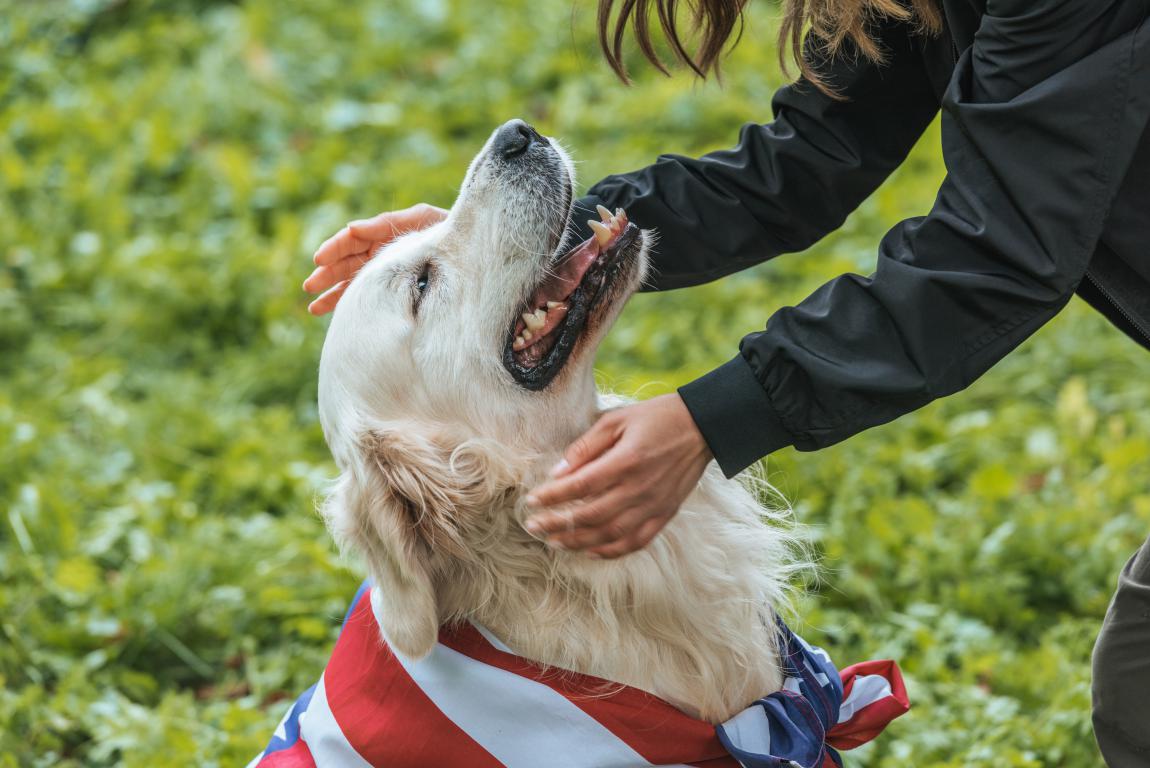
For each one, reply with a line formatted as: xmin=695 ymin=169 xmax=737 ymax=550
xmin=597 ymin=0 xmax=942 ymax=95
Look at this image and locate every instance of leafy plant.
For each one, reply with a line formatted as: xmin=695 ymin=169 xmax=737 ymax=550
xmin=3 ymin=0 xmax=1147 ymax=764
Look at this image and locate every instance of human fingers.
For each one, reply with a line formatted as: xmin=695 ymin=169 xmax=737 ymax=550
xmin=541 ymin=497 xmax=650 ymax=551
xmin=525 ymin=449 xmax=628 ymax=518
xmin=313 ymin=204 xmax=447 ymax=267
xmin=307 ymin=279 xmax=350 ymax=316
xmin=312 ymin=225 xmax=375 ymax=267
xmin=529 ymin=484 xmax=635 ymax=541
xmin=549 ymin=412 xmax=624 ymax=478
xmin=302 ymin=253 xmax=369 ymax=294
xmin=347 ymin=203 xmax=446 ymax=242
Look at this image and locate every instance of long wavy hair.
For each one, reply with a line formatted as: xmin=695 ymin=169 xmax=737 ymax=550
xmin=597 ymin=0 xmax=942 ymax=95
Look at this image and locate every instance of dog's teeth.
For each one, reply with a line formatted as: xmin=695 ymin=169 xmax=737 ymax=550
xmin=588 ymin=219 xmax=612 ymax=247
xmin=546 ymin=301 xmax=562 ymax=309
xmin=595 ymin=204 xmax=612 ymax=223
xmin=522 ymin=329 xmax=533 ymax=341
xmin=523 ymin=310 xmax=545 ymax=331
xmin=513 ymin=335 xmax=527 ymax=351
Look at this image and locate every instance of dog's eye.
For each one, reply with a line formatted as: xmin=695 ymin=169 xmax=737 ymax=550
xmin=412 ymin=264 xmax=432 ymax=314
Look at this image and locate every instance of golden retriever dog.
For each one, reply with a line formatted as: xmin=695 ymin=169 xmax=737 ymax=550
xmin=315 ymin=119 xmax=806 ymax=725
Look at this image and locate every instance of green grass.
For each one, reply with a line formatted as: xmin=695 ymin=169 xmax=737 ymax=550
xmin=3 ymin=0 xmax=1149 ymax=765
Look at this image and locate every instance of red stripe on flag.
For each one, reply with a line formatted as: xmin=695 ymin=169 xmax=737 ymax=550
xmin=826 ymin=660 xmax=910 ymax=751
xmin=256 ymin=740 xmax=316 ymax=768
xmin=439 ymin=623 xmax=740 ymax=767
xmin=323 ymin=591 xmax=503 ymax=768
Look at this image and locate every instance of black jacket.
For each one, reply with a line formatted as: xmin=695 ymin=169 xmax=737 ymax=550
xmin=573 ymin=0 xmax=1150 ymax=477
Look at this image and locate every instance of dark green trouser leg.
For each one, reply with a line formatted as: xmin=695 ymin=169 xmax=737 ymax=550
xmin=1093 ymin=534 xmax=1150 ymax=766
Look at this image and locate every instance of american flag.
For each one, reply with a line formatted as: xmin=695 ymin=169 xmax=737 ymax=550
xmin=250 ymin=582 xmax=908 ymax=768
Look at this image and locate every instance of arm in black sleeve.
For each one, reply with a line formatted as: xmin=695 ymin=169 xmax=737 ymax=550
xmin=571 ymin=16 xmax=941 ymax=291
xmin=683 ymin=0 xmax=1150 ymax=476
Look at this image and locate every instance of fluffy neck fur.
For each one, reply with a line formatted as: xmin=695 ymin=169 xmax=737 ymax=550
xmin=423 ymin=423 xmax=802 ymax=724
xmin=325 ymin=387 xmax=805 ymax=725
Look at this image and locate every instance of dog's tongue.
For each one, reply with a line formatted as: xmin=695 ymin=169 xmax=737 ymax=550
xmin=513 ymin=207 xmax=630 ymax=355
xmin=535 ymin=237 xmax=599 ymax=304
xmin=511 ymin=238 xmax=597 ymax=352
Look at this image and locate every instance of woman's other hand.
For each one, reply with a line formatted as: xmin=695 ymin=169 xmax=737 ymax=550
xmin=303 ymin=203 xmax=447 ymax=315
xmin=524 ymin=393 xmax=713 ymax=559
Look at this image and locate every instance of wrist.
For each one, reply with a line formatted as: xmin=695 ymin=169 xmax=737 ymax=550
xmin=677 ymin=355 xmax=793 ymax=478
xmin=671 ymin=393 xmax=713 ymax=464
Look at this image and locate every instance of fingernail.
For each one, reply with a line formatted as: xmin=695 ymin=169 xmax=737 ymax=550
xmin=584 ymin=552 xmax=601 ymax=560
xmin=524 ymin=518 xmax=543 ymax=535
xmin=525 ymin=494 xmax=540 ymax=507
xmin=549 ymin=459 xmax=569 ymax=478
xmin=546 ymin=538 xmax=566 ymax=551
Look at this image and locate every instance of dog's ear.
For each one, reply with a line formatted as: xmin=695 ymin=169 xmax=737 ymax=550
xmin=322 ymin=425 xmax=518 ymax=659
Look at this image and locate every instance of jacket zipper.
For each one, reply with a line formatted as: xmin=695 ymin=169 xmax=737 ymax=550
xmin=1085 ymin=271 xmax=1150 ymax=344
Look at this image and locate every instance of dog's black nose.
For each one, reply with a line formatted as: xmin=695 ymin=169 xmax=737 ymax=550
xmin=494 ymin=119 xmax=547 ymax=158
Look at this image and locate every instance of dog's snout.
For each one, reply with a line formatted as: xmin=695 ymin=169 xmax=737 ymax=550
xmin=495 ymin=119 xmax=547 ymax=158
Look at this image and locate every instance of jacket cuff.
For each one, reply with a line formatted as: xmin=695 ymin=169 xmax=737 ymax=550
xmin=677 ymin=355 xmax=794 ymax=478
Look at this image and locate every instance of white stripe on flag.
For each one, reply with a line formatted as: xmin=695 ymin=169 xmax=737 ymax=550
xmin=836 ymin=674 xmax=893 ymax=724
xmin=245 ymin=698 xmax=298 ymax=767
xmin=299 ymin=673 xmax=374 ymax=768
xmin=272 ymin=704 xmax=291 ymax=742
xmin=718 ymin=703 xmax=774 ymax=756
xmin=792 ymin=635 xmax=832 ymax=687
xmin=391 ymin=637 xmax=692 ymax=768
xmin=472 ymin=621 xmax=515 ymax=653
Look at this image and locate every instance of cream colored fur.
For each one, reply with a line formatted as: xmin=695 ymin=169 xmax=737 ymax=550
xmin=317 ymin=121 xmax=808 ymax=724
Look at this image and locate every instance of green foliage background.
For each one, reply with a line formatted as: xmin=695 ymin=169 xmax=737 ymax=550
xmin=3 ymin=0 xmax=1149 ymax=765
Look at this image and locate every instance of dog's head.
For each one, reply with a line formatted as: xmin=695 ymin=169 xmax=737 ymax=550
xmin=318 ymin=120 xmax=650 ymax=657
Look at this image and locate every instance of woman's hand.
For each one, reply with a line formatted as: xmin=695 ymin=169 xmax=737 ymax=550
xmin=303 ymin=203 xmax=447 ymax=315
xmin=524 ymin=393 xmax=713 ymax=559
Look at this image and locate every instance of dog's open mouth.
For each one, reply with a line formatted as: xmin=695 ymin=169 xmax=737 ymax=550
xmin=502 ymin=205 xmax=640 ymax=391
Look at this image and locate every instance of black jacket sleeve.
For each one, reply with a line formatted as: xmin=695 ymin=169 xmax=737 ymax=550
xmin=573 ymin=17 xmax=941 ymax=291
xmin=578 ymin=0 xmax=1150 ymax=477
